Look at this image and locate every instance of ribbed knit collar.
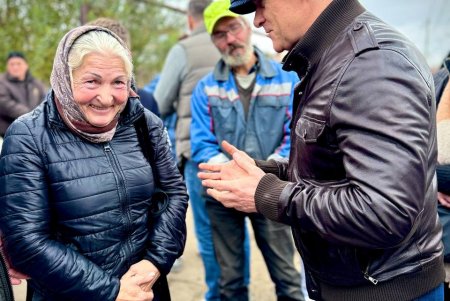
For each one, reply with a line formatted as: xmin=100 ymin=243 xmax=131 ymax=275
xmin=282 ymin=0 xmax=365 ymax=77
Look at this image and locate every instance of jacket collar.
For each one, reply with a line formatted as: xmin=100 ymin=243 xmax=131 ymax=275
xmin=47 ymin=91 xmax=144 ymax=130
xmin=5 ymin=70 xmax=31 ymax=83
xmin=213 ymin=46 xmax=277 ymax=82
xmin=282 ymin=0 xmax=365 ymax=77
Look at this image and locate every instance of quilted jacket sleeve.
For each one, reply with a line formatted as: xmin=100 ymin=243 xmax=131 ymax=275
xmin=0 ymin=121 xmax=120 ymax=300
xmin=144 ymin=113 xmax=188 ymax=275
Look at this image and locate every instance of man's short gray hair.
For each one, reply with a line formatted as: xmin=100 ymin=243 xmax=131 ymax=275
xmin=188 ymin=0 xmax=212 ymax=20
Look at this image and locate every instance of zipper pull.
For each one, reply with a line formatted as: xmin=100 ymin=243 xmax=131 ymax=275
xmin=104 ymin=145 xmax=111 ymax=152
xmin=364 ymin=273 xmax=379 ymax=285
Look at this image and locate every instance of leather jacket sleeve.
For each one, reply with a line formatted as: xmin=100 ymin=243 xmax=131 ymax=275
xmin=256 ymin=158 xmax=290 ymax=180
xmin=0 ymin=121 xmax=120 ymax=301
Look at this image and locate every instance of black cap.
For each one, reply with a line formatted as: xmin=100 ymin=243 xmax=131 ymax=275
xmin=229 ymin=0 xmax=256 ymax=14
xmin=7 ymin=51 xmax=26 ymax=62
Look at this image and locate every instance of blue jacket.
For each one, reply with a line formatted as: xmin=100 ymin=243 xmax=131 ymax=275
xmin=0 ymin=93 xmax=188 ymax=300
xmin=191 ymin=48 xmax=298 ymax=163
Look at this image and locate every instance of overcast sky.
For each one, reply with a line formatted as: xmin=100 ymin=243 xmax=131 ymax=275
xmin=173 ymin=0 xmax=449 ymax=68
xmin=361 ymin=0 xmax=449 ymax=68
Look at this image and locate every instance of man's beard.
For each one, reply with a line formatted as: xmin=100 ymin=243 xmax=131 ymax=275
xmin=222 ymin=43 xmax=254 ymax=67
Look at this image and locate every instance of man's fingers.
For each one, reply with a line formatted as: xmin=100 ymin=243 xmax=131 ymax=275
xmin=198 ymin=162 xmax=222 ymax=172
xmin=206 ymin=189 xmax=235 ymax=207
xmin=198 ymin=171 xmax=221 ymax=180
xmin=202 ymin=179 xmax=234 ymax=191
xmin=232 ymin=151 xmax=257 ymax=172
xmin=222 ymin=140 xmax=239 ymax=156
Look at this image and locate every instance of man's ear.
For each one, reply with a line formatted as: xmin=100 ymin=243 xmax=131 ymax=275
xmin=187 ymin=15 xmax=195 ymax=31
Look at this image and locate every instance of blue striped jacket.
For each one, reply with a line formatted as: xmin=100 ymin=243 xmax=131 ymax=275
xmin=191 ymin=47 xmax=298 ymax=163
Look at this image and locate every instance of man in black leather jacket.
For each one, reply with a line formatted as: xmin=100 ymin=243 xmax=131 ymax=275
xmin=198 ymin=0 xmax=445 ymax=300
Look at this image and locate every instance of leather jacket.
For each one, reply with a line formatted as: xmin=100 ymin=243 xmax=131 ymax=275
xmin=255 ymin=0 xmax=444 ymax=300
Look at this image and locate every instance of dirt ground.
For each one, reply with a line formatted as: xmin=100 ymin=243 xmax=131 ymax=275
xmin=12 ymin=206 xmax=304 ymax=301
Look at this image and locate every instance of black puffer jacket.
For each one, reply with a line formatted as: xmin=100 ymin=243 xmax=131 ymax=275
xmin=0 ymin=92 xmax=188 ymax=300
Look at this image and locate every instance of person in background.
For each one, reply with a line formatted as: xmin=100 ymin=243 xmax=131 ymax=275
xmin=0 ymin=51 xmax=46 ymax=139
xmin=0 ymin=25 xmax=188 ymax=301
xmin=198 ymin=0 xmax=445 ymax=300
xmin=191 ymin=1 xmax=304 ymax=300
xmin=435 ymin=54 xmax=450 ymax=299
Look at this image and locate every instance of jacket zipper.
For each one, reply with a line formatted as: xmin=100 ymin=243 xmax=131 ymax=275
xmin=0 ymin=248 xmax=15 ymax=301
xmin=104 ymin=144 xmax=133 ymax=267
xmin=363 ymin=264 xmax=379 ymax=285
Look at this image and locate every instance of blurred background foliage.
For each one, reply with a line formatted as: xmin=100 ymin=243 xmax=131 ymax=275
xmin=0 ymin=0 xmax=186 ymax=87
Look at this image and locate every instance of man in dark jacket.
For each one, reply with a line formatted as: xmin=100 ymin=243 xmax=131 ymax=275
xmin=0 ymin=51 xmax=46 ymax=137
xmin=198 ymin=0 xmax=445 ymax=300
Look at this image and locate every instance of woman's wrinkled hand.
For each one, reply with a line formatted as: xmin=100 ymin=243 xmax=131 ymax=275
xmin=0 ymin=236 xmax=30 ymax=284
xmin=438 ymin=192 xmax=450 ymax=208
xmin=122 ymin=260 xmax=160 ymax=292
xmin=116 ymin=272 xmax=155 ymax=301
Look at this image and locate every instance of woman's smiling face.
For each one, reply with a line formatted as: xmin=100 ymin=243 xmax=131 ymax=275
xmin=71 ymin=52 xmax=129 ymax=127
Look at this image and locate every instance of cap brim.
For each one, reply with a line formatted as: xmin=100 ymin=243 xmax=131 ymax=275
xmin=229 ymin=1 xmax=256 ymax=14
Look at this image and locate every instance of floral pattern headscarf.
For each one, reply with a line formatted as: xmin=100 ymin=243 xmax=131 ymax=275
xmin=50 ymin=25 xmax=133 ymax=143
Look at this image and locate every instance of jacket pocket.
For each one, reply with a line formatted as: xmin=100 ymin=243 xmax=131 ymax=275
xmin=293 ymin=116 xmax=345 ymax=180
xmin=209 ymin=98 xmax=236 ymax=134
xmin=295 ymin=116 xmax=326 ymax=143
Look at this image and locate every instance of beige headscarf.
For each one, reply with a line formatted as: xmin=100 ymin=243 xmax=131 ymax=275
xmin=50 ymin=25 xmax=133 ymax=143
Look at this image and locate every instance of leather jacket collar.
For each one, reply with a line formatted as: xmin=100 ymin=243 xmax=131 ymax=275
xmin=282 ymin=0 xmax=365 ymax=77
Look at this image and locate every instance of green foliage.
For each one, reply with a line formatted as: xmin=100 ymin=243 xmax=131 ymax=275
xmin=0 ymin=0 xmax=185 ymax=87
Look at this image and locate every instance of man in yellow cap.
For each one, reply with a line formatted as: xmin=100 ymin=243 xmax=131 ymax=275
xmin=191 ymin=1 xmax=305 ymax=300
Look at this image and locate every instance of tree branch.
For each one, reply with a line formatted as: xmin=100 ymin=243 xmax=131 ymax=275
xmin=145 ymin=1 xmax=186 ymax=14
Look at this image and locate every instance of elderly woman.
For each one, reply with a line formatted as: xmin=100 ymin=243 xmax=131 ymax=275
xmin=0 ymin=26 xmax=188 ymax=301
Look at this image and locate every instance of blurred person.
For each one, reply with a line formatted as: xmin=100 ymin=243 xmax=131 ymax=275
xmin=435 ymin=54 xmax=450 ymax=299
xmin=0 ymin=51 xmax=46 ymax=138
xmin=191 ymin=1 xmax=304 ymax=301
xmin=153 ymin=0 xmax=248 ymax=299
xmin=0 ymin=25 xmax=188 ymax=301
xmin=198 ymin=0 xmax=445 ymax=300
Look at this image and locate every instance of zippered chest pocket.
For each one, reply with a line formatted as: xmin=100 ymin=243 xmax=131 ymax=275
xmin=294 ymin=116 xmax=345 ymax=180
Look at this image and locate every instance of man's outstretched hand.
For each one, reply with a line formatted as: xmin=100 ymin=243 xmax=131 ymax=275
xmin=198 ymin=141 xmax=265 ymax=213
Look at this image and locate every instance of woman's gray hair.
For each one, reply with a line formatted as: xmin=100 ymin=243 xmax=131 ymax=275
xmin=67 ymin=30 xmax=133 ymax=85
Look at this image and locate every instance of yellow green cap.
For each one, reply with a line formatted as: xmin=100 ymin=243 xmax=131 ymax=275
xmin=204 ymin=0 xmax=239 ymax=34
